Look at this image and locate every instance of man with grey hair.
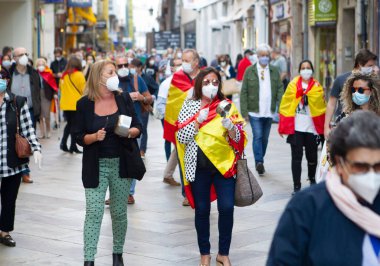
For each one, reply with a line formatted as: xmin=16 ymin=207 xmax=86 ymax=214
xmin=240 ymin=43 xmax=284 ymax=175
xmin=271 ymin=47 xmax=288 ymax=89
xmin=8 ymin=47 xmax=41 ymax=183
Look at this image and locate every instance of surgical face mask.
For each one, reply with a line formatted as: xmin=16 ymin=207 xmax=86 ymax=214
xmin=220 ymin=61 xmax=226 ymax=67
xmin=0 ymin=79 xmax=7 ymax=92
xmin=82 ymin=60 xmax=86 ymax=68
xmin=87 ymin=59 xmax=94 ymax=64
xmin=130 ymin=68 xmax=136 ymax=75
xmin=249 ymin=55 xmax=255 ymax=63
xmin=300 ymin=69 xmax=313 ymax=80
xmin=202 ymin=84 xmax=218 ymax=100
xmin=352 ymin=92 xmax=370 ymax=106
xmin=2 ymin=60 xmax=11 ymax=68
xmin=37 ymin=66 xmax=45 ymax=72
xmin=18 ymin=55 xmax=28 ymax=66
xmin=127 ymin=57 xmax=133 ymax=64
xmin=258 ymin=56 xmax=270 ymax=66
xmin=117 ymin=68 xmax=129 ymax=77
xmin=177 ymin=52 xmax=182 ymax=59
xmin=347 ymin=171 xmax=380 ymax=204
xmin=105 ymin=75 xmax=120 ymax=92
xmin=149 ymin=60 xmax=155 ymax=66
xmin=182 ymin=62 xmax=193 ymax=74
xmin=55 ymin=56 xmax=62 ymax=61
xmin=360 ymin=66 xmax=373 ymax=75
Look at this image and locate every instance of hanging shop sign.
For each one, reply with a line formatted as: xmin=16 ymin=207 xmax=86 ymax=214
xmin=67 ymin=0 xmax=92 ymax=8
xmin=309 ymin=0 xmax=337 ymax=26
xmin=154 ymin=31 xmax=181 ymax=52
xmin=44 ymin=0 xmax=64 ymax=3
xmin=270 ymin=0 xmax=291 ymax=23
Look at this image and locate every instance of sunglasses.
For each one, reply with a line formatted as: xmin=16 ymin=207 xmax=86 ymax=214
xmin=351 ymin=86 xmax=371 ymax=94
xmin=202 ymin=79 xmax=220 ymax=86
xmin=117 ymin=63 xmax=128 ymax=68
xmin=15 ymin=53 xmax=29 ymax=58
xmin=344 ymin=158 xmax=380 ymax=174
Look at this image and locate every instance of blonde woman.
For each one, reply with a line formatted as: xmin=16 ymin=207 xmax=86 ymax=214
xmin=36 ymin=58 xmax=58 ymax=139
xmin=74 ymin=60 xmax=143 ymax=266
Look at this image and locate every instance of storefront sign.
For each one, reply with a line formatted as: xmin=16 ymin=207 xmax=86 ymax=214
xmin=270 ymin=0 xmax=291 ymax=23
xmin=67 ymin=0 xmax=92 ymax=8
xmin=44 ymin=0 xmax=64 ymax=3
xmin=185 ymin=33 xmax=196 ymax=49
xmin=154 ymin=31 xmax=181 ymax=51
xmin=309 ymin=0 xmax=337 ymax=26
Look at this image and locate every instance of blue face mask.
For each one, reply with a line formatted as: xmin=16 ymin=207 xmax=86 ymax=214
xmin=352 ymin=92 xmax=370 ymax=106
xmin=258 ymin=56 xmax=270 ymax=66
xmin=130 ymin=68 xmax=136 ymax=75
xmin=0 ymin=79 xmax=7 ymax=92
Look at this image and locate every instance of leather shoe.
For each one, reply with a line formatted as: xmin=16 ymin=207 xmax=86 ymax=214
xmin=22 ymin=174 xmax=33 ymax=183
xmin=256 ymin=162 xmax=265 ymax=175
xmin=0 ymin=234 xmax=16 ymax=247
xmin=113 ymin=253 xmax=124 ymax=266
xmin=128 ymin=195 xmax=135 ymax=204
xmin=182 ymin=197 xmax=190 ymax=206
xmin=163 ymin=177 xmax=180 ymax=186
xmin=60 ymin=143 xmax=69 ymax=152
xmin=84 ymin=261 xmax=94 ymax=266
xmin=70 ymin=147 xmax=83 ymax=154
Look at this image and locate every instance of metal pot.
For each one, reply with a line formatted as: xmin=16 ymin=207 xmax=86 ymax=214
xmin=216 ymin=100 xmax=232 ymax=118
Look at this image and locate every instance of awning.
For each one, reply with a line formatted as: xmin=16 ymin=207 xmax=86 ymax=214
xmin=225 ymin=2 xmax=254 ymax=23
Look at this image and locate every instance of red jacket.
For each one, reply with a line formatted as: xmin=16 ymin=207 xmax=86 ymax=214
xmin=237 ymin=57 xmax=252 ymax=81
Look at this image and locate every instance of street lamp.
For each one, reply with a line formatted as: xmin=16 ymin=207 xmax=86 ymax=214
xmin=149 ymin=7 xmax=153 ymax=16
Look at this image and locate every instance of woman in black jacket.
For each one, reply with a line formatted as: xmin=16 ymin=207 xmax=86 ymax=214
xmin=74 ymin=60 xmax=143 ymax=266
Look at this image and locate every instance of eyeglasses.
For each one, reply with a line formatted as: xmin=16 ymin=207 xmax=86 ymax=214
xmin=343 ymin=158 xmax=380 ymax=174
xmin=351 ymin=86 xmax=371 ymax=94
xmin=202 ymin=79 xmax=220 ymax=86
xmin=15 ymin=53 xmax=29 ymax=58
xmin=117 ymin=63 xmax=128 ymax=68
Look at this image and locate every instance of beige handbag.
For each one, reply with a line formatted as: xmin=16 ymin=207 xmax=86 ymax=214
xmin=234 ymin=156 xmax=263 ymax=207
xmin=222 ymin=78 xmax=240 ymax=96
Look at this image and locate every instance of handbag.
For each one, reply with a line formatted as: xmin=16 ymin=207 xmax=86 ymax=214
xmin=222 ymin=78 xmax=240 ymax=96
xmin=13 ymin=97 xmax=33 ymax=158
xmin=234 ymin=154 xmax=263 ymax=207
xmin=124 ymin=139 xmax=146 ymax=180
xmin=133 ymin=75 xmax=153 ymax=113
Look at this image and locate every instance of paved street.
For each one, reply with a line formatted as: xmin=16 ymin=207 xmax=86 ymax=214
xmin=0 ymin=113 xmax=302 ymax=266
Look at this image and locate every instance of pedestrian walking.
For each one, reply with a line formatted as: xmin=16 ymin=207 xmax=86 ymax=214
xmin=8 ymin=47 xmax=42 ymax=183
xmin=324 ymin=49 xmax=378 ymax=138
xmin=267 ymin=111 xmax=380 ymax=266
xmin=240 ymin=43 xmax=284 ymax=175
xmin=270 ymin=48 xmax=289 ymax=90
xmin=74 ymin=60 xmax=143 ymax=266
xmin=278 ymin=60 xmax=326 ymax=194
xmin=164 ymin=48 xmax=201 ymax=206
xmin=236 ymin=49 xmax=254 ymax=82
xmin=50 ymin=47 xmax=67 ymax=86
xmin=0 ymin=73 xmax=42 ymax=248
xmin=83 ymin=53 xmax=95 ymax=81
xmin=177 ymin=67 xmax=246 ymax=266
xmin=59 ymin=55 xmax=85 ymax=153
xmin=36 ymin=58 xmax=58 ymax=139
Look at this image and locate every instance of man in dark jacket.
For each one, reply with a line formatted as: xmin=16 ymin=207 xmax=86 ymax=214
xmin=8 ymin=47 xmax=41 ymax=183
xmin=50 ymin=47 xmax=67 ymax=86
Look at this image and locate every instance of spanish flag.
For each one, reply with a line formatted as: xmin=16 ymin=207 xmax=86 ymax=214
xmin=176 ymin=99 xmax=247 ymax=208
xmin=164 ymin=70 xmax=195 ymax=144
xmin=279 ymin=76 xmax=326 ymax=135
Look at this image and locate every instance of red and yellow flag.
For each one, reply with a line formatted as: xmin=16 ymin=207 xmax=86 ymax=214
xmin=176 ymin=99 xmax=247 ymax=208
xmin=279 ymin=76 xmax=326 ymax=135
xmin=164 ymin=70 xmax=195 ymax=144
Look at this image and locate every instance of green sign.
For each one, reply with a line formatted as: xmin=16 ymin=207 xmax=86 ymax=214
xmin=314 ymin=0 xmax=337 ymax=22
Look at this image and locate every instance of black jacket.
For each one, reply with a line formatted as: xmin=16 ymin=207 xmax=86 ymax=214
xmin=50 ymin=58 xmax=67 ymax=85
xmin=74 ymin=92 xmax=144 ymax=188
xmin=8 ymin=64 xmax=41 ymax=117
xmin=267 ymin=182 xmax=380 ymax=266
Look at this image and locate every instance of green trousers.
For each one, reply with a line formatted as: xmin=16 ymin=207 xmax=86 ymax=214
xmin=84 ymin=158 xmax=132 ymax=261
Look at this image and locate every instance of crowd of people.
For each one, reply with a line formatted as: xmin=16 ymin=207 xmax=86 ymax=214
xmin=0 ymin=43 xmax=379 ymax=266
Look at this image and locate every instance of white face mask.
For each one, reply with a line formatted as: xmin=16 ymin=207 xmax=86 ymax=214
xmin=182 ymin=62 xmax=193 ymax=74
xmin=2 ymin=60 xmax=11 ymax=68
xmin=82 ymin=60 xmax=86 ymax=68
xmin=149 ymin=60 xmax=155 ymax=66
xmin=177 ymin=52 xmax=182 ymax=59
xmin=202 ymin=84 xmax=218 ymax=100
xmin=300 ymin=69 xmax=313 ymax=80
xmin=56 ymin=57 xmax=62 ymax=61
xmin=360 ymin=66 xmax=373 ymax=75
xmin=127 ymin=57 xmax=133 ymax=64
xmin=18 ymin=55 xmax=28 ymax=66
xmin=37 ymin=66 xmax=45 ymax=72
xmin=105 ymin=75 xmax=120 ymax=92
xmin=347 ymin=171 xmax=380 ymax=204
xmin=117 ymin=68 xmax=129 ymax=77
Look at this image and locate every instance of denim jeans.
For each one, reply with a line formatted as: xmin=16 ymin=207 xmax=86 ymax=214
xmin=161 ymin=119 xmax=172 ymax=161
xmin=140 ymin=112 xmax=149 ymax=153
xmin=249 ymin=116 xmax=273 ymax=164
xmin=190 ymin=167 xmax=235 ymax=256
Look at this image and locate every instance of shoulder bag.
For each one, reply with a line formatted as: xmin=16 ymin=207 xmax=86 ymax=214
xmin=133 ymin=75 xmax=153 ymax=113
xmin=13 ymin=97 xmax=33 ymax=158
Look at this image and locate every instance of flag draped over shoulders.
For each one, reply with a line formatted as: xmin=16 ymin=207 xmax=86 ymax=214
xmin=164 ymin=70 xmax=195 ymax=144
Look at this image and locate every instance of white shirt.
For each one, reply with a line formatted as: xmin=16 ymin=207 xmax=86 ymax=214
xmin=158 ymin=75 xmax=173 ymax=99
xmin=362 ymin=234 xmax=380 ymax=266
xmin=249 ymin=64 xmax=272 ymax=118
xmin=295 ymin=82 xmax=316 ymax=134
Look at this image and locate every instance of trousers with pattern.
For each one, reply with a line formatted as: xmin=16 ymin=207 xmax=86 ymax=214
xmin=83 ymin=158 xmax=132 ymax=261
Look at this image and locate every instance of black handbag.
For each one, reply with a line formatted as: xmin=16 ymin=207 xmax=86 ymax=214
xmin=124 ymin=139 xmax=146 ymax=180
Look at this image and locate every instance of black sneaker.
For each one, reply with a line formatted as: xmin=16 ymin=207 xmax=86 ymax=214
xmin=0 ymin=234 xmax=16 ymax=247
xmin=292 ymin=185 xmax=301 ymax=196
xmin=256 ymin=162 xmax=265 ymax=175
xmin=308 ymin=177 xmax=316 ymax=185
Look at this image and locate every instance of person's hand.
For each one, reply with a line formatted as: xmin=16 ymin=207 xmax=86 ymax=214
xmin=220 ymin=71 xmax=225 ymax=76
xmin=96 ymin=128 xmax=106 ymax=141
xmin=53 ymin=94 xmax=58 ymax=100
xmin=57 ymin=72 xmax=62 ymax=78
xmin=130 ymin=92 xmax=144 ymax=102
xmin=128 ymin=127 xmax=140 ymax=138
xmin=197 ymin=108 xmax=209 ymax=123
xmin=33 ymin=151 xmax=42 ymax=169
xmin=222 ymin=118 xmax=234 ymax=130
